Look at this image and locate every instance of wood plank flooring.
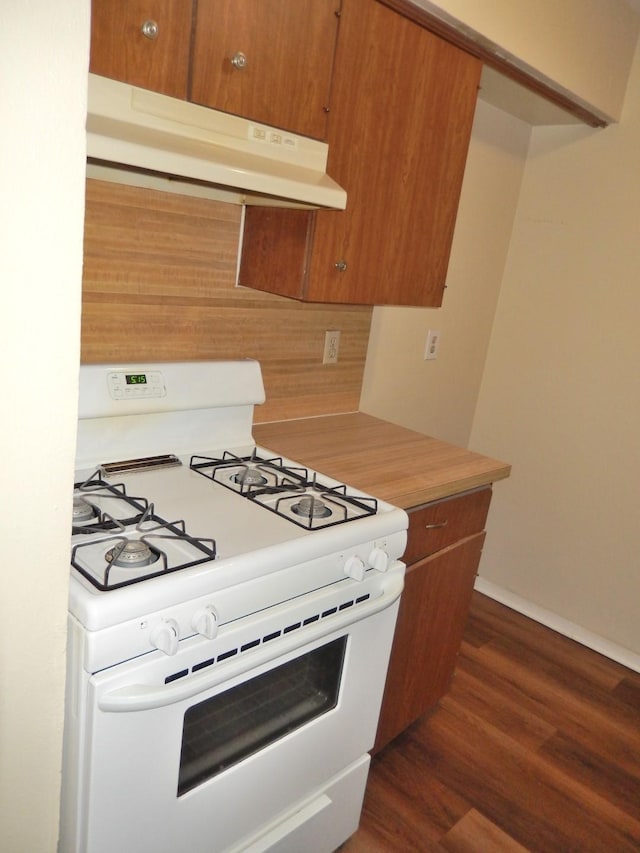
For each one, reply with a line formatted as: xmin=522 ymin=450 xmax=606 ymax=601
xmin=342 ymin=591 xmax=640 ymax=852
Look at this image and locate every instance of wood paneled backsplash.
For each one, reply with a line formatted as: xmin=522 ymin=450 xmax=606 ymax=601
xmin=81 ymin=179 xmax=372 ymax=422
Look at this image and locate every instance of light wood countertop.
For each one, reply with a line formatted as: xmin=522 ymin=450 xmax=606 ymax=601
xmin=254 ymin=413 xmax=511 ymax=510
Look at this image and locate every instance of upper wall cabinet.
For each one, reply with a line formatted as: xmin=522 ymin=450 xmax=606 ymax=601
xmin=90 ymin=0 xmax=481 ymax=307
xmin=89 ymin=0 xmax=194 ymax=99
xmin=89 ymin=0 xmax=341 ymax=140
xmin=190 ymin=0 xmax=341 ymax=140
xmin=239 ymin=0 xmax=482 ymax=307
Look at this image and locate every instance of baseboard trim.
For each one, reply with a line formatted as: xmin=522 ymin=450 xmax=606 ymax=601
xmin=474 ymin=577 xmax=640 ymax=674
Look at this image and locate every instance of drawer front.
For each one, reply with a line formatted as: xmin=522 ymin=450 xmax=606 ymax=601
xmin=403 ymin=487 xmax=491 ymax=565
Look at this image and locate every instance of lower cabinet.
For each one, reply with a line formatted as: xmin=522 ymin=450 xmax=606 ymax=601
xmin=373 ymin=487 xmax=491 ymax=753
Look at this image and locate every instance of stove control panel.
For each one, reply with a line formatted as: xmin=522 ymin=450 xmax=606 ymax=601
xmin=343 ymin=545 xmax=391 ymax=580
xmin=77 ymin=529 xmax=408 ymax=673
xmin=107 ymin=370 xmax=166 ymax=400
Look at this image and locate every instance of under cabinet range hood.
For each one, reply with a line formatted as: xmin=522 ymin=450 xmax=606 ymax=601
xmin=86 ymin=74 xmax=347 ymax=209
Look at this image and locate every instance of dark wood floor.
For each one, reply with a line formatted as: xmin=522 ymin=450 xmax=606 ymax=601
xmin=342 ymin=591 xmax=640 ymax=852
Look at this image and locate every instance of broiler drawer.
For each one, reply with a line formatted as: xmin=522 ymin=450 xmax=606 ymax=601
xmin=403 ymin=487 xmax=492 ymax=566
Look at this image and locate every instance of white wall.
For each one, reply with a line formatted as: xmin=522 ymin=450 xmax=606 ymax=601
xmin=469 ymin=33 xmax=640 ymax=660
xmin=410 ymin=0 xmax=640 ymax=121
xmin=0 ymin=3 xmax=88 ymax=851
xmin=360 ymin=100 xmax=530 ymax=447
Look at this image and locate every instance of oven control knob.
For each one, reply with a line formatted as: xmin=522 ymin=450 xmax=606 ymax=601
xmin=368 ymin=546 xmax=390 ymax=573
xmin=150 ymin=618 xmax=180 ymax=656
xmin=344 ymin=555 xmax=366 ymax=581
xmin=192 ymin=606 xmax=219 ymax=640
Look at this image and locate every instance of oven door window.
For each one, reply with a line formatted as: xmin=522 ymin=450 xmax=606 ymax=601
xmin=178 ymin=636 xmax=347 ymax=795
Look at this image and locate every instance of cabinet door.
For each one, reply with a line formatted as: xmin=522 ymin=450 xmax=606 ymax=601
xmin=240 ymin=0 xmax=481 ymax=306
xmin=189 ymin=0 xmax=341 ymax=140
xmin=373 ymin=532 xmax=485 ymax=753
xmin=308 ymin=0 xmax=481 ymax=304
xmin=90 ymin=0 xmax=193 ymax=99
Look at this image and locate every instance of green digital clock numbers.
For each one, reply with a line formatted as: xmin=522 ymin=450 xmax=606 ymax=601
xmin=125 ymin=374 xmax=148 ymax=385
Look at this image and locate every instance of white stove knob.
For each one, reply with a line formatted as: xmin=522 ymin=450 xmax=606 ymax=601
xmin=368 ymin=546 xmax=390 ymax=573
xmin=150 ymin=618 xmax=180 ymax=656
xmin=192 ymin=605 xmax=219 ymax=640
xmin=344 ymin=555 xmax=366 ymax=581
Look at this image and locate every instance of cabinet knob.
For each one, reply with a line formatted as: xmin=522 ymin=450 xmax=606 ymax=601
xmin=334 ymin=260 xmax=348 ymax=272
xmin=230 ymin=51 xmax=248 ymax=70
xmin=140 ymin=19 xmax=159 ymax=40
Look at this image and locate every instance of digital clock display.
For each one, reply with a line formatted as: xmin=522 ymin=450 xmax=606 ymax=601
xmin=125 ymin=374 xmax=147 ymax=385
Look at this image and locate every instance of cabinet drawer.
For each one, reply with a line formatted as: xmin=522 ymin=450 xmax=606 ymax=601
xmin=403 ymin=487 xmax=491 ymax=565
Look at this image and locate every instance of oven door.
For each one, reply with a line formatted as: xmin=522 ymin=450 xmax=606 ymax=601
xmin=64 ymin=568 xmax=403 ymax=853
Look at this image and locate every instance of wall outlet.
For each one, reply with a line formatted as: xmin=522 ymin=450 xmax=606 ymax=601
xmin=323 ymin=330 xmax=341 ymax=364
xmin=424 ymin=329 xmax=441 ymax=360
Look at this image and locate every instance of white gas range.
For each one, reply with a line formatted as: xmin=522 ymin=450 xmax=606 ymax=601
xmin=60 ymin=360 xmax=407 ymax=853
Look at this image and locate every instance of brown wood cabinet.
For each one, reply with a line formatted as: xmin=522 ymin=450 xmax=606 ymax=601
xmin=239 ymin=0 xmax=481 ymax=307
xmin=190 ymin=0 xmax=341 ymax=140
xmin=90 ymin=0 xmax=340 ymax=140
xmin=89 ymin=0 xmax=194 ymax=99
xmin=373 ymin=487 xmax=492 ymax=752
xmin=90 ymin=0 xmax=481 ymax=308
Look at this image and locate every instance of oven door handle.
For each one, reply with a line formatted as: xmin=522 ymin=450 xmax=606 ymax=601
xmin=97 ymin=571 xmax=404 ymax=713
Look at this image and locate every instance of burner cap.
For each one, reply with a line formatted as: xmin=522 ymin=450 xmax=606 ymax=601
xmin=105 ymin=539 xmax=158 ymax=569
xmin=232 ymin=466 xmax=268 ymax=487
xmin=73 ymin=496 xmax=98 ymax=523
xmin=291 ymin=495 xmax=332 ymax=519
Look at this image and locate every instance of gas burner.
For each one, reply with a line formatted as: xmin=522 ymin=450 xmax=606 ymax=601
xmin=72 ymin=472 xmax=152 ymax=532
xmin=291 ymin=495 xmax=332 ymax=520
xmin=231 ymin=466 xmax=269 ymax=488
xmin=250 ymin=484 xmax=378 ymax=531
xmin=73 ymin=496 xmax=99 ymax=523
xmin=191 ymin=452 xmax=307 ymax=496
xmin=71 ymin=513 xmax=217 ymax=590
xmin=105 ymin=538 xmax=160 ymax=569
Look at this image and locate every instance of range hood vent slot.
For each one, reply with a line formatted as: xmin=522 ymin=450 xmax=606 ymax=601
xmin=86 ymin=74 xmax=347 ymax=210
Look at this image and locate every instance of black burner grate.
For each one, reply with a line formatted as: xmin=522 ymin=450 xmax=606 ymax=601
xmin=190 ymin=452 xmax=377 ymax=530
xmin=70 ymin=472 xmax=216 ymax=590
